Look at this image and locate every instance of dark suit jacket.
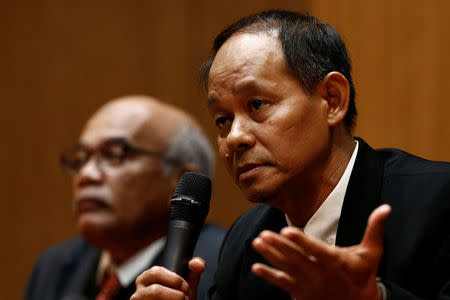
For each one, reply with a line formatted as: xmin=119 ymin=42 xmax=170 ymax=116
xmin=208 ymin=138 xmax=450 ymax=300
xmin=25 ymin=223 xmax=226 ymax=300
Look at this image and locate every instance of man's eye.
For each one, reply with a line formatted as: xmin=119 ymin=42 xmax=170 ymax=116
xmin=215 ymin=117 xmax=229 ymax=128
xmin=249 ymin=99 xmax=264 ymax=111
xmin=75 ymin=150 xmax=88 ymax=162
xmin=102 ymin=145 xmax=127 ymax=162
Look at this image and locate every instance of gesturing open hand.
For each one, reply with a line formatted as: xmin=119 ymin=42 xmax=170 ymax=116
xmin=251 ymin=204 xmax=391 ymax=300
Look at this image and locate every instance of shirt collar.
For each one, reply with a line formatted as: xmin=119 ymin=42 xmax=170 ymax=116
xmin=286 ymin=140 xmax=359 ymax=246
xmin=97 ymin=236 xmax=166 ymax=287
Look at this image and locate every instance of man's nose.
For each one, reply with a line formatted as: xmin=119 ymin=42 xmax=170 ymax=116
xmin=74 ymin=157 xmax=104 ymax=187
xmin=225 ymin=116 xmax=255 ymax=153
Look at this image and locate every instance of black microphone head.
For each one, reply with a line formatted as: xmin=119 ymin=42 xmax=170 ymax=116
xmin=170 ymin=172 xmax=211 ymax=226
xmin=173 ymin=172 xmax=211 ymax=203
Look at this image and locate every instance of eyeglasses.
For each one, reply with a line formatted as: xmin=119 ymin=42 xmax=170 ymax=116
xmin=60 ymin=137 xmax=180 ymax=175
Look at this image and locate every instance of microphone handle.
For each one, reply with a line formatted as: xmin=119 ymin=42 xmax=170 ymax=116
xmin=161 ymin=220 xmax=201 ymax=278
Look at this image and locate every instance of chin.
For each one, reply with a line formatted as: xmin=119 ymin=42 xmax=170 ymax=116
xmin=244 ymin=188 xmax=277 ymax=205
xmin=243 ymin=181 xmax=290 ymax=211
xmin=77 ymin=215 xmax=115 ymax=246
xmin=240 ymin=176 xmax=282 ymax=202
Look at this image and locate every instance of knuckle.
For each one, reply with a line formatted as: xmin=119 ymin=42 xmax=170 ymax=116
xmin=135 ymin=276 xmax=143 ymax=286
xmin=148 ymin=284 xmax=163 ymax=296
xmin=134 ymin=266 xmax=164 ymax=287
xmin=148 ymin=265 xmax=163 ymax=275
xmin=177 ymin=277 xmax=184 ymax=286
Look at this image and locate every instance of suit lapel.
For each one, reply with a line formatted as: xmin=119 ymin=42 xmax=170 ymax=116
xmin=336 ymin=138 xmax=385 ymax=247
xmin=61 ymin=245 xmax=101 ymax=300
xmin=239 ymin=206 xmax=290 ymax=299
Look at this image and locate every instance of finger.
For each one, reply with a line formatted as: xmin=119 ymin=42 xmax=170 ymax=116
xmin=252 ymin=235 xmax=290 ymax=270
xmin=131 ymin=284 xmax=187 ymax=300
xmin=280 ymin=227 xmax=339 ymax=265
xmin=135 ymin=266 xmax=188 ymax=293
xmin=361 ymin=204 xmax=391 ymax=257
xmin=251 ymin=262 xmax=295 ymax=293
xmin=253 ymin=231 xmax=315 ymax=271
xmin=187 ymin=257 xmax=205 ymax=300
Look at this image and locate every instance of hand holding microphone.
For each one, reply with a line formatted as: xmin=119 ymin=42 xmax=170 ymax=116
xmin=132 ymin=172 xmax=211 ymax=300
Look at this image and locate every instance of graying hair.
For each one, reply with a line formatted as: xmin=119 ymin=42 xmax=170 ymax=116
xmin=161 ymin=125 xmax=215 ymax=178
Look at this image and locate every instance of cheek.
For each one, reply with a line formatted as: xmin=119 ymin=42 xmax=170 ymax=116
xmin=266 ymin=118 xmax=322 ymax=167
xmin=107 ymin=176 xmax=136 ymax=210
xmin=110 ymin=171 xmax=168 ymax=220
xmin=108 ymin=169 xmax=153 ymax=204
xmin=217 ymin=137 xmax=232 ymax=170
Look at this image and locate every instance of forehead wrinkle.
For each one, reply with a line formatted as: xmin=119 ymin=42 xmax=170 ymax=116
xmin=207 ymin=33 xmax=288 ymax=107
xmin=207 ymin=65 xmax=245 ymax=107
xmin=208 ymin=66 xmax=281 ymax=107
xmin=207 ymin=62 xmax=263 ymax=106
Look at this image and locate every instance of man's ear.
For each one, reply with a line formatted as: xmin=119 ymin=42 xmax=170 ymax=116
xmin=319 ymin=72 xmax=350 ymax=127
xmin=168 ymin=163 xmax=199 ymax=190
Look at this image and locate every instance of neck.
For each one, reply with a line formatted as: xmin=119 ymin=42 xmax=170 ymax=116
xmin=282 ymin=129 xmax=355 ymax=227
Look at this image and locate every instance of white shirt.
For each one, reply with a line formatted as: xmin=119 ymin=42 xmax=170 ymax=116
xmin=97 ymin=236 xmax=166 ymax=287
xmin=286 ymin=140 xmax=359 ymax=246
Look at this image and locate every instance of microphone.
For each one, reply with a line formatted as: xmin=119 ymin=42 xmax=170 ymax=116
xmin=161 ymin=172 xmax=212 ymax=278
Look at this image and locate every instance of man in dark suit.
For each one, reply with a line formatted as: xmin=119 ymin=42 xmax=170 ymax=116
xmin=131 ymin=10 xmax=450 ymax=300
xmin=25 ymin=95 xmax=226 ymax=300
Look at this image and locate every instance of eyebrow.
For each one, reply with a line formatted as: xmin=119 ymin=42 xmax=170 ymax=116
xmin=77 ymin=136 xmax=129 ymax=149
xmin=207 ymin=79 xmax=261 ymax=108
xmin=207 ymin=96 xmax=218 ymax=107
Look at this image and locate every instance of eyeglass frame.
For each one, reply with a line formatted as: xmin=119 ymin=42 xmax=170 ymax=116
xmin=60 ymin=137 xmax=182 ymax=176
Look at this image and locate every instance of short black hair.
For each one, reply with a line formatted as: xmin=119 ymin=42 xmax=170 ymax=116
xmin=200 ymin=10 xmax=357 ymax=131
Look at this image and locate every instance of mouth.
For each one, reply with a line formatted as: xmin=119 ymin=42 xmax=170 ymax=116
xmin=75 ymin=197 xmax=109 ymax=214
xmin=235 ymin=163 xmax=267 ymax=182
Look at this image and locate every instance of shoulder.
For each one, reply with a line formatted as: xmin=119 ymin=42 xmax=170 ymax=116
xmin=34 ymin=236 xmax=97 ymax=267
xmin=25 ymin=236 xmax=100 ymax=299
xmin=376 ymin=147 xmax=450 ymax=176
xmin=28 ymin=236 xmax=99 ymax=281
xmin=376 ymin=147 xmax=450 ymax=199
xmin=374 ymin=146 xmax=450 ymax=246
xmin=356 ymin=137 xmax=450 ymax=191
xmin=372 ymin=150 xmax=450 ymax=297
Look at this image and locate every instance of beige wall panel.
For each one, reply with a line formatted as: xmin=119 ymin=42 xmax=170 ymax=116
xmin=310 ymin=0 xmax=450 ymax=161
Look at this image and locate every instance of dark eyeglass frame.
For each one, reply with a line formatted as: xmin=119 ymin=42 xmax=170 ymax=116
xmin=60 ymin=137 xmax=181 ymax=175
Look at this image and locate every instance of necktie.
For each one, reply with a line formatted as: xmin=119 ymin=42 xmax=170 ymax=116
xmin=95 ymin=272 xmax=122 ymax=300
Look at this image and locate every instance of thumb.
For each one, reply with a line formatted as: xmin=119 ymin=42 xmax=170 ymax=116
xmin=361 ymin=204 xmax=391 ymax=258
xmin=186 ymin=257 xmax=205 ymax=300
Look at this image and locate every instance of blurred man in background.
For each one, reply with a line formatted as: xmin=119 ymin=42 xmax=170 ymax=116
xmin=132 ymin=10 xmax=450 ymax=300
xmin=25 ymin=95 xmax=225 ymax=300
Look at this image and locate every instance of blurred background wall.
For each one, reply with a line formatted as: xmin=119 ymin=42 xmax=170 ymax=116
xmin=1 ymin=0 xmax=448 ymax=298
